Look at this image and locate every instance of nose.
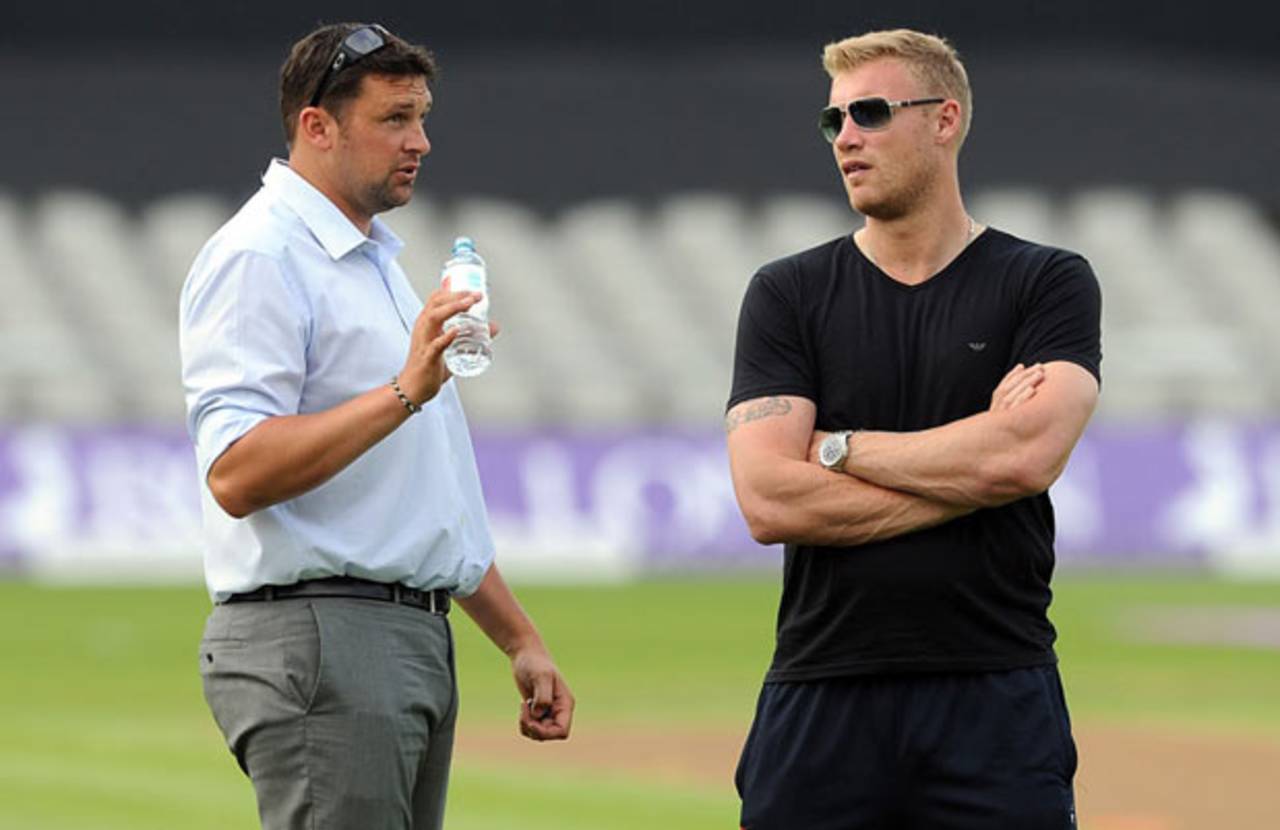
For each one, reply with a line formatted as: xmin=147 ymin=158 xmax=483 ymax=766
xmin=835 ymin=110 xmax=864 ymax=149
xmin=407 ymin=120 xmax=430 ymax=156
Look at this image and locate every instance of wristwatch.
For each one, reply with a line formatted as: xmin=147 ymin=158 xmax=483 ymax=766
xmin=819 ymin=430 xmax=854 ymax=471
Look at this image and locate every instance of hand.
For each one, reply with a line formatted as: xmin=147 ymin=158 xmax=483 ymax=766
xmin=396 ymin=282 xmax=481 ymax=405
xmin=807 ymin=430 xmax=831 ymax=465
xmin=989 ymin=363 xmax=1045 ymax=412
xmin=512 ymin=647 xmax=574 ymax=742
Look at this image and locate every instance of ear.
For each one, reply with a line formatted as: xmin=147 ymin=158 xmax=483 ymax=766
xmin=295 ymin=105 xmax=337 ymax=151
xmin=934 ymin=99 xmax=964 ymax=147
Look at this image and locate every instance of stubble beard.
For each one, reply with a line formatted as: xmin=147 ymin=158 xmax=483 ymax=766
xmin=362 ymin=176 xmax=413 ymax=216
xmin=848 ymin=157 xmax=938 ymax=222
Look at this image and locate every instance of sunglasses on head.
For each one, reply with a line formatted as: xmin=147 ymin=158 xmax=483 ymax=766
xmin=309 ymin=23 xmax=393 ymax=108
xmin=818 ymin=97 xmax=946 ymax=142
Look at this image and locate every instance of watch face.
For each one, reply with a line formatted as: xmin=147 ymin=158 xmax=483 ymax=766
xmin=820 ymin=434 xmax=844 ymax=467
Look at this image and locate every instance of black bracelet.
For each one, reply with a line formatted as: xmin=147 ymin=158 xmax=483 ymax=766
xmin=390 ymin=376 xmax=422 ymax=414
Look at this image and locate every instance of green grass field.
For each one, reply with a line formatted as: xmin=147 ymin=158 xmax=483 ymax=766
xmin=0 ymin=574 xmax=1277 ymax=829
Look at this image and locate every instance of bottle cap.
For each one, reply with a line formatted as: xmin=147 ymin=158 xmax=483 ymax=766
xmin=452 ymin=236 xmax=475 ymax=253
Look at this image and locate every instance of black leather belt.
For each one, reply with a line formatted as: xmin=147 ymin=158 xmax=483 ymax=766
xmin=224 ymin=576 xmax=450 ymax=615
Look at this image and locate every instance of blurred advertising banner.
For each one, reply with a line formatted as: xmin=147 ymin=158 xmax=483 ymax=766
xmin=1 ymin=422 xmax=1279 ymax=583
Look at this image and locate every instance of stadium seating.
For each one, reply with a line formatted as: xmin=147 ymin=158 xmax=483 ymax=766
xmin=3 ymin=186 xmax=1278 ymax=426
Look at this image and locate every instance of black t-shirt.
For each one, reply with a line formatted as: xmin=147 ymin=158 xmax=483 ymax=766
xmin=728 ymin=228 xmax=1102 ymax=682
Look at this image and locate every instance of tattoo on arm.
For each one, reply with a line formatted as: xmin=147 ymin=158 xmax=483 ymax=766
xmin=725 ymin=396 xmax=793 ymax=433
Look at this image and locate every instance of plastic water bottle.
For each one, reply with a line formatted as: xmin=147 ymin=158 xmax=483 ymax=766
xmin=441 ymin=236 xmax=492 ymax=377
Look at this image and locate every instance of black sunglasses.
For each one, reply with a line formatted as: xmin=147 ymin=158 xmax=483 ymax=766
xmin=818 ymin=97 xmax=945 ymax=142
xmin=308 ymin=24 xmax=392 ymax=108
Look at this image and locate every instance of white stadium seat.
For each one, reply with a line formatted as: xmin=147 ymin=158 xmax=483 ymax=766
xmin=0 ymin=186 xmax=1277 ymax=424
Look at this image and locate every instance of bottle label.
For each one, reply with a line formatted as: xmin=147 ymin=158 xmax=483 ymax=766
xmin=442 ymin=263 xmax=489 ymax=319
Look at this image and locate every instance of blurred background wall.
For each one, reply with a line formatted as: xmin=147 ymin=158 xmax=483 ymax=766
xmin=2 ymin=0 xmax=1279 ymax=582
xmin=5 ymin=1 xmax=1280 ymax=207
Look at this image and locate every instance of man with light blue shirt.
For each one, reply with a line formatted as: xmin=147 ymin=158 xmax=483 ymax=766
xmin=179 ymin=23 xmax=574 ymax=830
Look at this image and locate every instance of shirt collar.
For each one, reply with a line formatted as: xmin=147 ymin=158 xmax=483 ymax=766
xmin=262 ymin=159 xmax=404 ymax=263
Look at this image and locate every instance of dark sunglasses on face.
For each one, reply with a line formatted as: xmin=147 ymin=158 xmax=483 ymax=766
xmin=819 ymin=97 xmax=946 ymax=142
xmin=309 ymin=23 xmax=393 ymax=108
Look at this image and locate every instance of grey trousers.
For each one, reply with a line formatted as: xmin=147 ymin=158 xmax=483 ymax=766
xmin=200 ymin=597 xmax=457 ymax=830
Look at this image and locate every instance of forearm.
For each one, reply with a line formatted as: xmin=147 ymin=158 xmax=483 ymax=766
xmin=735 ymin=452 xmax=972 ymax=547
xmin=843 ymin=411 xmax=1030 ymax=508
xmin=838 ymin=361 xmax=1098 ymax=507
xmin=456 ymin=564 xmax=547 ymax=657
xmin=208 ymin=383 xmax=410 ymax=517
xmin=461 ymin=564 xmax=573 ymax=741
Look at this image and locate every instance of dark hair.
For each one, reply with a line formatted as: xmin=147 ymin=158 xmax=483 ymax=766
xmin=279 ymin=22 xmax=437 ymax=147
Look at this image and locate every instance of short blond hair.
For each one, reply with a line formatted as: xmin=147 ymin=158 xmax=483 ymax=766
xmin=822 ymin=29 xmax=972 ymax=145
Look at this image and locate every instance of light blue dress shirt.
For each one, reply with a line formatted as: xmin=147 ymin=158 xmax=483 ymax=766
xmin=180 ymin=160 xmax=495 ymax=602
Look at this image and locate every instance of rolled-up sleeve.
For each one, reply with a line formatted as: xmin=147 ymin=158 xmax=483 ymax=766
xmin=180 ymin=248 xmax=309 ymax=481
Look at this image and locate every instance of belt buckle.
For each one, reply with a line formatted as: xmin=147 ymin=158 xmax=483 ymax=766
xmin=395 ymin=584 xmax=426 ymax=609
xmin=391 ymin=583 xmax=443 ymax=614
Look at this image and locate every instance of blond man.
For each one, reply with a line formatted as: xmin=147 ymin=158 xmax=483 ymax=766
xmin=726 ymin=29 xmax=1098 ymax=829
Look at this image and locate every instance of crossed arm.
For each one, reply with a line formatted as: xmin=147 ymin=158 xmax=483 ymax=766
xmin=726 ymin=395 xmax=971 ymax=546
xmin=726 ymin=361 xmax=1097 ymax=547
xmin=820 ymin=361 xmax=1099 ymax=508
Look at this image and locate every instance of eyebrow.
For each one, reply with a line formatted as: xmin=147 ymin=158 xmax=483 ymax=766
xmin=383 ymin=100 xmax=430 ymax=115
